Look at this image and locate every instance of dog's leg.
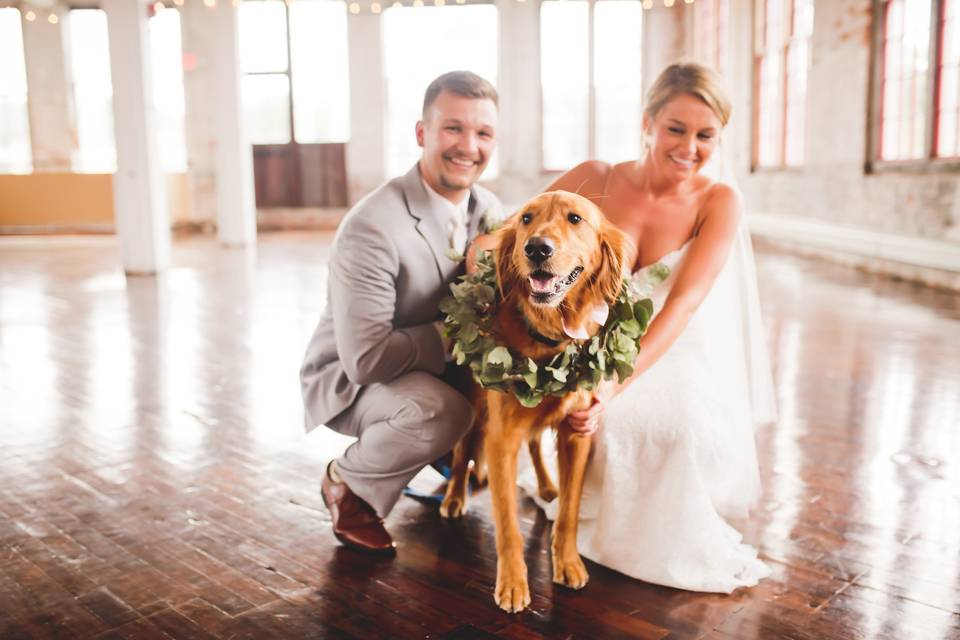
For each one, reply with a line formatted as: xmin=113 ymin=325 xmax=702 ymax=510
xmin=486 ymin=400 xmax=530 ymax=613
xmin=440 ymin=426 xmax=480 ymax=519
xmin=527 ymin=432 xmax=558 ymax=503
xmin=471 ymin=403 xmax=488 ymax=487
xmin=551 ymin=423 xmax=591 ymax=589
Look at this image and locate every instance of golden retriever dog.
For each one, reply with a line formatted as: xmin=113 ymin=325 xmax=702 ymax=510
xmin=440 ymin=191 xmax=629 ymax=613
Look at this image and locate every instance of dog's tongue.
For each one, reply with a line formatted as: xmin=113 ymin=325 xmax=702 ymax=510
xmin=529 ymin=274 xmax=558 ymax=293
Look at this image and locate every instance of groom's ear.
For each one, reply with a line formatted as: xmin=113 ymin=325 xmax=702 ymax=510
xmin=494 ymin=215 xmax=519 ymax=299
xmin=415 ymin=120 xmax=425 ymax=148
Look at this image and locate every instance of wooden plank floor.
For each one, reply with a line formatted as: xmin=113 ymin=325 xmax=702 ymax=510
xmin=1 ymin=231 xmax=958 ymax=639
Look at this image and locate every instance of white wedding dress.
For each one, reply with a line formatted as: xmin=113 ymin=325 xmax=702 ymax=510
xmin=520 ymin=224 xmax=777 ymax=593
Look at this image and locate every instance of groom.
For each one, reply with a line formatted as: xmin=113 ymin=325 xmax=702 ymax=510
xmin=300 ymin=71 xmax=502 ymax=554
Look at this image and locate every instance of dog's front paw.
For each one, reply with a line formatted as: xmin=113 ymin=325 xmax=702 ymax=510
xmin=552 ymin=553 xmax=589 ymax=590
xmin=439 ymin=494 xmax=467 ymax=519
xmin=494 ymin=560 xmax=531 ymax=613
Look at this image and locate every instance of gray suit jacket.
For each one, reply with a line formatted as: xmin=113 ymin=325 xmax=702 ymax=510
xmin=300 ymin=164 xmax=503 ymax=431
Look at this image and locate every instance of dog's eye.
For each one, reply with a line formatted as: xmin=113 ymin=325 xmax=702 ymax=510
xmin=521 ymin=213 xmax=533 ymax=224
xmin=568 ymin=213 xmax=582 ymax=225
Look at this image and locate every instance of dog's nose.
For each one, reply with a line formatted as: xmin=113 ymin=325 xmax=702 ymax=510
xmin=524 ymin=237 xmax=554 ymax=264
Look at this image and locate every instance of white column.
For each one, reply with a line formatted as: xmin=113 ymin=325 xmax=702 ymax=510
xmin=641 ymin=5 xmax=689 ymax=97
xmin=103 ymin=0 xmax=169 ymax=275
xmin=211 ymin=1 xmax=256 ymax=247
xmin=345 ymin=11 xmax=386 ymax=204
xmin=21 ymin=7 xmax=76 ymax=171
xmin=496 ymin=0 xmax=542 ymax=206
xmin=180 ymin=1 xmax=219 ymax=224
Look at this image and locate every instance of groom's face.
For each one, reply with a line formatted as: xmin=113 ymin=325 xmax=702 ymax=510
xmin=416 ymin=90 xmax=497 ymax=202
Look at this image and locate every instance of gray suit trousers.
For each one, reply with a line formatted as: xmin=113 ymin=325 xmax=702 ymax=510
xmin=327 ymin=370 xmax=474 ymax=518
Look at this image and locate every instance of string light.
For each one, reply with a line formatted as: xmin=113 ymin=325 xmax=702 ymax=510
xmin=203 ymin=0 xmax=216 ymax=8
xmin=413 ymin=0 xmax=423 ymax=6
xmin=370 ymin=1 xmax=382 ymax=12
xmin=392 ymin=1 xmax=402 ymax=7
xmin=684 ymin=0 xmax=695 ymax=3
xmin=349 ymin=1 xmax=360 ymax=12
xmin=153 ymin=1 xmax=166 ymax=13
xmin=664 ymin=0 xmax=675 ymax=6
xmin=25 ymin=10 xmax=36 ymax=21
xmin=47 ymin=13 xmax=59 ymax=24
xmin=435 ymin=0 xmax=444 ymax=6
xmin=173 ymin=0 xmax=185 ymax=5
xmin=642 ymin=0 xmax=653 ymax=8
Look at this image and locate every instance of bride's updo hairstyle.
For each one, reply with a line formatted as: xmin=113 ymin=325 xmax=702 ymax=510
xmin=644 ymin=62 xmax=731 ymax=127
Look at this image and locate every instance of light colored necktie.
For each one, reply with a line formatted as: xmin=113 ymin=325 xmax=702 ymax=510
xmin=450 ymin=209 xmax=468 ymax=255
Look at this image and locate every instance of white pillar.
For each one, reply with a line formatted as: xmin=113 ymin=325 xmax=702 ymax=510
xmin=496 ymin=0 xmax=542 ymax=206
xmin=345 ymin=11 xmax=386 ymax=204
xmin=641 ymin=5 xmax=689 ymax=97
xmin=211 ymin=1 xmax=256 ymax=247
xmin=22 ymin=7 xmax=76 ymax=171
xmin=103 ymin=0 xmax=170 ymax=275
xmin=180 ymin=1 xmax=219 ymax=224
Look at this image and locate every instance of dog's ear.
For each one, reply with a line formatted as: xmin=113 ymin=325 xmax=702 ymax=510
xmin=493 ymin=215 xmax=519 ymax=299
xmin=595 ymin=221 xmax=630 ymax=303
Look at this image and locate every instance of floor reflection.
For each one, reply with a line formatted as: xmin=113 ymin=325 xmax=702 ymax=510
xmin=0 ymin=232 xmax=957 ymax=638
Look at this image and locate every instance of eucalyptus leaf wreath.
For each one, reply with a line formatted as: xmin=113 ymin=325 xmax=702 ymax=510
xmin=439 ymin=251 xmax=670 ymax=407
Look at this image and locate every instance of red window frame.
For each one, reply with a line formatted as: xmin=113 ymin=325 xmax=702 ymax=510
xmin=753 ymin=0 xmax=813 ymax=169
xmin=874 ymin=0 xmax=960 ymax=166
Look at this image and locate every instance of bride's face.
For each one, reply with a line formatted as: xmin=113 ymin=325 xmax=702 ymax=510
xmin=644 ymin=93 xmax=722 ymax=181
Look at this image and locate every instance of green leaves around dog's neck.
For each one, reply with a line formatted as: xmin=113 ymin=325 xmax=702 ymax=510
xmin=440 ymin=250 xmax=667 ymax=407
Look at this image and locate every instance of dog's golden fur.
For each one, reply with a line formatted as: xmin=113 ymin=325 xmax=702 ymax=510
xmin=440 ymin=191 xmax=629 ymax=613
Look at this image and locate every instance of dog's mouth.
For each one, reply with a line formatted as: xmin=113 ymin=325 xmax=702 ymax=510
xmin=527 ymin=266 xmax=584 ymax=306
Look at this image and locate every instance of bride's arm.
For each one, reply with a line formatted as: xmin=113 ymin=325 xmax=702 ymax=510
xmin=615 ymin=184 xmax=743 ymax=391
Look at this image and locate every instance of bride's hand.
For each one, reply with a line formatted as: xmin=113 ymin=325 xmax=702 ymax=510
xmin=565 ymin=381 xmax=616 ymax=436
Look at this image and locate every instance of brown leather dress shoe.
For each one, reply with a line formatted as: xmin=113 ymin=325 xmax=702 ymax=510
xmin=321 ymin=469 xmax=396 ymax=555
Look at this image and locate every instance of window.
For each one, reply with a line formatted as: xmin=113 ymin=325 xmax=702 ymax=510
xmin=0 ymin=8 xmax=31 ymax=173
xmin=238 ymin=0 xmax=350 ymax=146
xmin=876 ymin=0 xmax=959 ymax=162
xmin=382 ymin=4 xmax=499 ymax=179
xmin=595 ymin=1 xmax=643 ymax=165
xmin=754 ymin=0 xmax=814 ymax=168
xmin=541 ymin=0 xmax=643 ymax=171
xmin=693 ymin=0 xmax=730 ymax=77
xmin=68 ymin=9 xmax=116 ymax=172
xmin=68 ymin=8 xmax=189 ymax=173
xmin=936 ymin=0 xmax=959 ymax=156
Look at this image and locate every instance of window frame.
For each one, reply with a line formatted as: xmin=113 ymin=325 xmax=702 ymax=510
xmin=240 ymin=0 xmax=296 ymax=145
xmin=750 ymin=0 xmax=813 ymax=172
xmin=0 ymin=7 xmax=32 ymax=174
xmin=867 ymin=0 xmax=960 ymax=173
xmin=693 ymin=0 xmax=731 ymax=78
xmin=539 ymin=0 xmax=644 ymax=174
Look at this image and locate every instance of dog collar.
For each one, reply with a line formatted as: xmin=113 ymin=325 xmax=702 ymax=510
xmin=527 ymin=326 xmax=563 ymax=348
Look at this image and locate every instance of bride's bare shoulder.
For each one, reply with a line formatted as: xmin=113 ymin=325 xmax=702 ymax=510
xmin=698 ymin=181 xmax=743 ymax=228
xmin=545 ymin=161 xmax=613 ymax=206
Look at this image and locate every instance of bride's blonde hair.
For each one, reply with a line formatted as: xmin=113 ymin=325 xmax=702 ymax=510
xmin=644 ymin=62 xmax=731 ymax=127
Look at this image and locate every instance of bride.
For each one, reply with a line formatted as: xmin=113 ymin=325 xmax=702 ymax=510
xmin=523 ymin=62 xmax=778 ymax=593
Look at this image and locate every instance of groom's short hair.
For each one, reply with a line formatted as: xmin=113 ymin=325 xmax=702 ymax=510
xmin=422 ymin=71 xmax=499 ymax=117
